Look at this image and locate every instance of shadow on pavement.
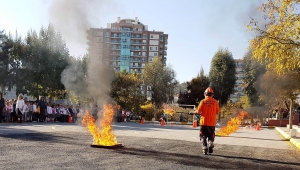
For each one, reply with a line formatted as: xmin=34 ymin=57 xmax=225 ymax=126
xmin=211 ymin=154 xmax=300 ymax=166
xmin=220 ymin=135 xmax=288 ymax=141
xmin=0 ymin=126 xmax=88 ymax=146
xmin=112 ymin=145 xmax=300 ymax=169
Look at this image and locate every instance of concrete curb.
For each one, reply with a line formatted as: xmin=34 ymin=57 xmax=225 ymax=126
xmin=275 ymin=127 xmax=300 ymax=150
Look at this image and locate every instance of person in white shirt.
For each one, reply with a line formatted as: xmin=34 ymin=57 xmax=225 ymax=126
xmin=46 ymin=103 xmax=53 ymax=122
xmin=5 ymin=101 xmax=11 ymax=123
xmin=59 ymin=105 xmax=67 ymax=122
xmin=28 ymin=102 xmax=33 ymax=122
xmin=22 ymin=101 xmax=29 ymax=122
xmin=16 ymin=95 xmax=25 ymax=123
xmin=32 ymin=102 xmax=37 ymax=122
xmin=72 ymin=106 xmax=77 ymax=123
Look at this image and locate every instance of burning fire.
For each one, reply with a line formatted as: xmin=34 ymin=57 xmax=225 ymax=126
xmin=163 ymin=103 xmax=176 ymax=115
xmin=82 ymin=104 xmax=118 ymax=146
xmin=216 ymin=111 xmax=251 ymax=137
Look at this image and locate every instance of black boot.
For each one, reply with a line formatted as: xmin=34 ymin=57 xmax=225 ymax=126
xmin=208 ymin=147 xmax=213 ymax=154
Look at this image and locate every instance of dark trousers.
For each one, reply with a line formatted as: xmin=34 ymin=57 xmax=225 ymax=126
xmin=62 ymin=115 xmax=68 ymax=122
xmin=199 ymin=126 xmax=215 ymax=149
xmin=32 ymin=112 xmax=40 ymax=121
xmin=17 ymin=109 xmax=23 ymax=123
xmin=40 ymin=109 xmax=46 ymax=122
xmin=11 ymin=112 xmax=17 ymax=122
xmin=0 ymin=106 xmax=3 ymax=122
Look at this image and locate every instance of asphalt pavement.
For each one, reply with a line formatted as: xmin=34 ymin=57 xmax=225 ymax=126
xmin=0 ymin=122 xmax=299 ymax=170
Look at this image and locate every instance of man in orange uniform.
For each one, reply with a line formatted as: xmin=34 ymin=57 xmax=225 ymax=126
xmin=196 ymin=87 xmax=219 ymax=155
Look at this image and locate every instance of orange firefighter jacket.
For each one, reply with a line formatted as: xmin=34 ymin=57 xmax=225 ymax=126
xmin=197 ymin=96 xmax=219 ymax=126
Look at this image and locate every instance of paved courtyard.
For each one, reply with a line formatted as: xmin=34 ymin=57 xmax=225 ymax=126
xmin=0 ymin=122 xmax=299 ymax=170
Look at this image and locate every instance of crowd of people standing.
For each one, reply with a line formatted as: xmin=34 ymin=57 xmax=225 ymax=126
xmin=0 ymin=93 xmax=81 ymax=123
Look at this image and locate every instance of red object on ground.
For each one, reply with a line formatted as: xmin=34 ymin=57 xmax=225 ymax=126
xmin=161 ymin=119 xmax=164 ymax=126
xmin=193 ymin=120 xmax=197 ymax=128
xmin=141 ymin=118 xmax=145 ymax=124
xmin=68 ymin=115 xmax=72 ymax=123
xmin=256 ymin=124 xmax=261 ymax=131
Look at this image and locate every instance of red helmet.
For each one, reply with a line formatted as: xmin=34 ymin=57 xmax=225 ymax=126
xmin=204 ymin=87 xmax=214 ymax=96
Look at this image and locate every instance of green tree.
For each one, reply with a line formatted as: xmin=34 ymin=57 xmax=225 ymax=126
xmin=243 ymin=48 xmax=266 ymax=105
xmin=209 ymin=47 xmax=236 ymax=120
xmin=16 ymin=24 xmax=70 ymax=100
xmin=110 ymin=70 xmax=146 ymax=113
xmin=143 ymin=57 xmax=178 ymax=110
xmin=0 ymin=30 xmax=14 ymax=93
xmin=7 ymin=32 xmax=26 ymax=95
xmin=177 ymin=69 xmax=210 ymax=105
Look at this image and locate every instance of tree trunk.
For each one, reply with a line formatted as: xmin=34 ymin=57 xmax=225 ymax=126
xmin=289 ymin=98 xmax=294 ymax=129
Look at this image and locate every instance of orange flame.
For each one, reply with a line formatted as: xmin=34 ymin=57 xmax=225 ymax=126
xmin=163 ymin=103 xmax=176 ymax=115
xmin=82 ymin=104 xmax=118 ymax=146
xmin=216 ymin=111 xmax=251 ymax=137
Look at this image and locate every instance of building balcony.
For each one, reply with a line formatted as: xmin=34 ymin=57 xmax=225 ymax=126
xmin=130 ymin=59 xmax=141 ymax=62
xmin=131 ymin=48 xmax=141 ymax=51
xmin=111 ymin=41 xmax=120 ymax=44
xmin=130 ymin=53 xmax=141 ymax=56
xmin=164 ymin=46 xmax=168 ymax=50
xmin=111 ymin=58 xmax=120 ymax=61
xmin=131 ymin=36 xmax=141 ymax=39
xmin=165 ymin=41 xmax=168 ymax=44
xmin=131 ymin=42 xmax=141 ymax=45
xmin=111 ymin=35 xmax=121 ymax=38
xmin=164 ymin=51 xmax=167 ymax=55
xmin=121 ymin=28 xmax=133 ymax=32
xmin=130 ymin=65 xmax=143 ymax=68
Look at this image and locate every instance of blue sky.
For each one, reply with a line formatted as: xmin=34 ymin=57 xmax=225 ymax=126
xmin=0 ymin=0 xmax=264 ymax=83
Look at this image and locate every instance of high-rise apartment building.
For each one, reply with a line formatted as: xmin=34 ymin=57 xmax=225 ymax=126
xmin=86 ymin=17 xmax=168 ymax=73
xmin=230 ymin=59 xmax=245 ymax=102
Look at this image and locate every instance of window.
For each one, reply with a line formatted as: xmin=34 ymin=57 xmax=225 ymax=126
xmin=143 ymin=34 xmax=147 ymax=39
xmin=142 ymin=40 xmax=147 ymax=44
xmin=122 ymin=45 xmax=130 ymax=49
xmin=150 ymin=40 xmax=158 ymax=45
xmin=150 ymin=34 xmax=159 ymax=39
xmin=160 ymin=34 xmax=163 ymax=40
xmin=142 ymin=46 xmax=146 ymax=50
xmin=105 ymin=32 xmax=110 ymax=37
xmin=94 ymin=37 xmax=103 ymax=42
xmin=149 ymin=46 xmax=158 ymax=51
xmin=142 ymin=52 xmax=146 ymax=56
